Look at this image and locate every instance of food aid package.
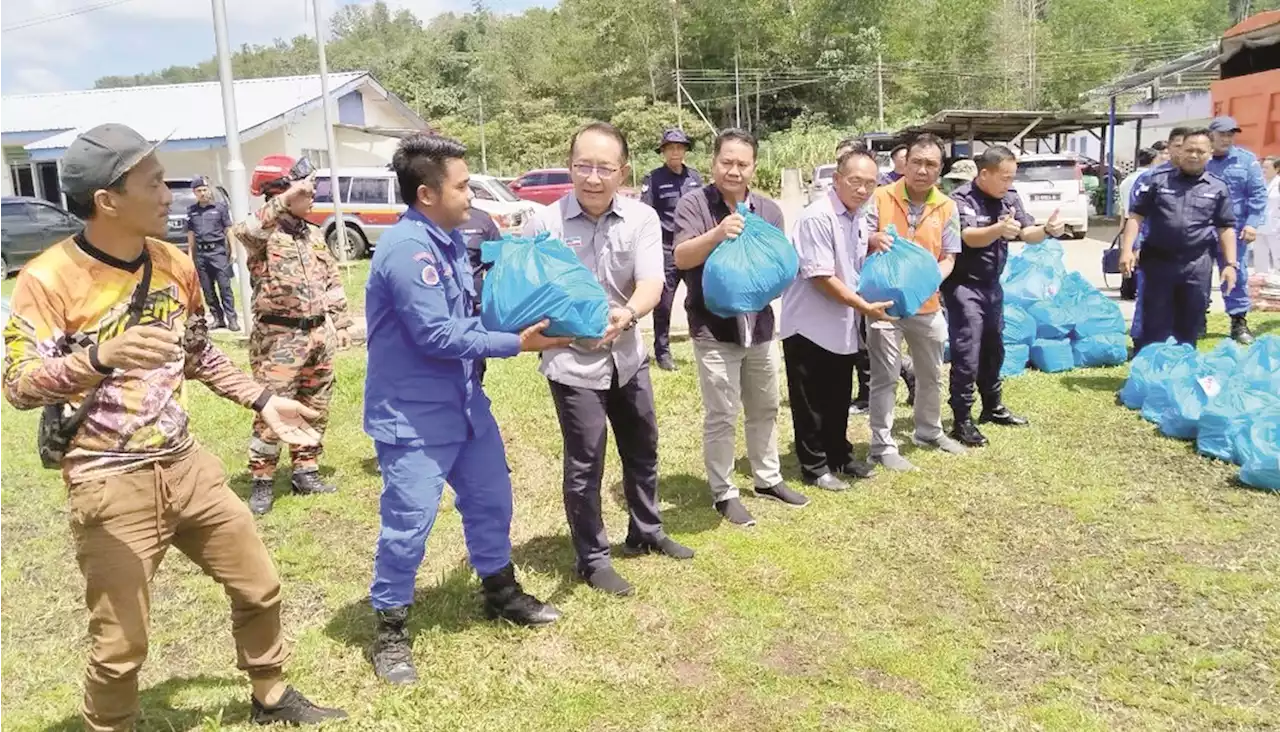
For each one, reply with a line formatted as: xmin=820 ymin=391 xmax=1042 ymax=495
xmin=1002 ymin=303 xmax=1036 ymax=346
xmin=1030 ymin=338 xmax=1074 ymax=373
xmin=1071 ymin=332 xmax=1128 ymax=368
xmin=857 ymin=225 xmax=942 ymax=319
xmin=480 ymin=233 xmax=610 ymax=339
xmin=1118 ymin=339 xmax=1195 ymax=411
xmin=702 ymin=202 xmax=799 ymax=318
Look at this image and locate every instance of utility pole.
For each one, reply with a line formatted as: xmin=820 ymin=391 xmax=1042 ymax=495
xmin=876 ymin=52 xmax=885 ymax=130
xmin=671 ymin=0 xmax=682 ymax=127
xmin=478 ymin=94 xmax=488 ymax=174
xmin=312 ymin=0 xmax=349 ymax=265
xmin=211 ymin=0 xmax=253 ymax=334
xmin=755 ymin=73 xmax=761 ymax=132
xmin=734 ymin=47 xmax=742 ymax=129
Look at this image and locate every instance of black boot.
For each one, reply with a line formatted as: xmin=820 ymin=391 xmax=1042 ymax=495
xmin=250 ymin=686 xmax=347 ymax=725
xmin=980 ymin=404 xmax=1029 ymax=427
xmin=249 ymin=478 xmax=275 ymax=515
xmin=1231 ymin=315 xmax=1255 ymax=345
xmin=481 ymin=563 xmax=562 ymax=626
xmin=291 ymin=470 xmax=337 ymax=495
xmin=371 ymin=606 xmax=418 ymax=685
xmin=951 ymin=418 xmax=989 ymax=448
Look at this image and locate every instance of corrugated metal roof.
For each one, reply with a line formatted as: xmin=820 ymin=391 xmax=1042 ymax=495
xmin=2 ymin=72 xmax=368 ymax=147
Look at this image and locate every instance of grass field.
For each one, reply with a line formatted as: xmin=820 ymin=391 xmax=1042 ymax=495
xmin=2 ymin=314 xmax=1279 ymax=731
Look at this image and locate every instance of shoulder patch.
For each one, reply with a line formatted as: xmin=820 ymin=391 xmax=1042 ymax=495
xmin=420 ymin=264 xmax=441 ymax=287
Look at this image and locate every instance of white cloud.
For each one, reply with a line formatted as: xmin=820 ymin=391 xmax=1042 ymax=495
xmin=1 ymin=0 xmax=100 ymax=67
xmin=8 ymin=66 xmax=68 ymax=94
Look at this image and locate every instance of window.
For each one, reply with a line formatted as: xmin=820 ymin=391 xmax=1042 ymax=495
xmin=487 ymin=180 xmax=520 ymax=202
xmin=314 ymin=177 xmax=351 ymax=204
xmin=469 ymin=181 xmax=497 ymax=201
xmin=519 ymin=172 xmax=544 ymax=187
xmin=545 ymin=171 xmax=571 ymax=185
xmin=1 ymin=202 xmax=30 ymax=224
xmin=300 ymin=148 xmax=330 ymax=170
xmin=30 ymin=204 xmax=71 ymax=227
xmin=1015 ymin=160 xmax=1078 ymax=182
xmin=348 ymin=177 xmax=390 ymax=205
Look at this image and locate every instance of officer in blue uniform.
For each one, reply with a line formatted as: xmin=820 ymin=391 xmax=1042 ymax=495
xmin=641 ymin=128 xmax=702 ymax=371
xmin=363 ymin=134 xmax=569 ymax=686
xmin=1205 ymin=116 xmax=1268 ymax=344
xmin=947 ymin=146 xmax=1064 ymax=447
xmin=186 ymin=175 xmax=239 ymax=331
xmin=1121 ymin=128 xmax=1239 ymax=350
xmin=1126 ymin=127 xmax=1190 ymax=345
xmin=457 ymin=205 xmax=503 ymax=383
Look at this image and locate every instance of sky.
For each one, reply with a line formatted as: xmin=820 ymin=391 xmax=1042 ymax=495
xmin=0 ymin=0 xmax=554 ymax=95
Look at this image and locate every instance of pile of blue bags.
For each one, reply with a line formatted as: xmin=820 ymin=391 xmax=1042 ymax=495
xmin=1119 ymin=335 xmax=1280 ymax=492
xmin=703 ymin=203 xmax=799 ymax=318
xmin=857 ymin=224 xmax=943 ymax=319
xmin=480 ymin=232 xmax=610 ymax=338
xmin=1000 ymin=240 xmax=1128 ymax=375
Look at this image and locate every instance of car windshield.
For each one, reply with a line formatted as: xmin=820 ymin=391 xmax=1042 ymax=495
xmin=1016 ymin=160 xmax=1077 ymax=182
xmin=815 ymin=166 xmax=835 ymax=182
xmin=484 ymin=180 xmax=521 ymax=202
xmin=168 ymin=188 xmax=196 ymax=216
xmin=545 ymin=171 xmax=572 ymax=185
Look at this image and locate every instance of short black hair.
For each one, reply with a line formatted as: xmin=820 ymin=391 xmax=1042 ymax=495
xmin=1168 ymin=126 xmax=1192 ymax=142
xmin=713 ymin=128 xmax=758 ymax=159
xmin=975 ymin=145 xmax=1017 ymax=171
xmin=569 ymin=122 xmax=630 ymax=163
xmin=890 ymin=143 xmax=908 ymax=157
xmin=906 ymin=133 xmax=946 ymax=160
xmin=1137 ymin=148 xmax=1157 ymax=167
xmin=1151 ymin=140 xmax=1168 ymax=152
xmin=65 ymin=177 xmax=128 ymax=219
xmin=836 ymin=137 xmax=867 ymax=156
xmin=1183 ymin=127 xmax=1212 ymax=144
xmin=836 ymin=147 xmax=876 ymax=173
xmin=392 ymin=134 xmax=467 ymax=204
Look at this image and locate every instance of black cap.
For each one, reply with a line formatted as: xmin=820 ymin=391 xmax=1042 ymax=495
xmin=191 ymin=175 xmax=210 ymax=189
xmin=1208 ymin=116 xmax=1241 ymax=133
xmin=60 ymin=123 xmax=170 ymax=199
xmin=656 ymin=128 xmax=693 ymax=153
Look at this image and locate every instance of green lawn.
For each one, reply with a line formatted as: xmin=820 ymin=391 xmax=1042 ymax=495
xmin=2 ymin=315 xmax=1278 ymax=731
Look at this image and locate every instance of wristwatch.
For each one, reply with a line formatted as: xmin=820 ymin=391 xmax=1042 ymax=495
xmin=1223 ymin=262 xmax=1239 ymax=271
xmin=623 ymin=305 xmax=638 ymax=330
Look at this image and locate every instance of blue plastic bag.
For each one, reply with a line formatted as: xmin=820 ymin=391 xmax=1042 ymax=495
xmin=1156 ymin=356 xmax=1233 ymax=440
xmin=1071 ymin=293 xmax=1127 ymax=337
xmin=1142 ymin=351 xmax=1204 ymax=425
xmin=1030 ymin=338 xmax=1074 ymax=373
xmin=1238 ymin=406 xmax=1280 ymax=491
xmin=1196 ymin=383 xmax=1280 ymax=463
xmin=1001 ymin=343 xmax=1030 ymax=378
xmin=1027 ymin=301 xmax=1075 ymax=339
xmin=857 ymin=225 xmax=942 ymax=319
xmin=702 ymin=202 xmax=799 ymax=318
xmin=1002 ymin=265 xmax=1062 ymax=307
xmin=1002 ymin=304 xmax=1036 ymax=346
xmin=1118 ymin=339 xmax=1195 ymax=410
xmin=1238 ymin=335 xmax=1280 ymax=389
xmin=480 ymin=233 xmax=610 ymax=338
xmin=1072 ymin=332 xmax=1128 ymax=368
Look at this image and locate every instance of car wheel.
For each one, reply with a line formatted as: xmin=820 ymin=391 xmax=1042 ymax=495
xmin=1 ymin=254 xmax=10 ymax=278
xmin=1071 ymin=228 xmax=1088 ymax=240
xmin=327 ymin=224 xmax=368 ymax=260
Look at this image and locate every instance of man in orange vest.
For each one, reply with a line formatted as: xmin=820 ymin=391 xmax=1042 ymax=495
xmin=861 ymin=133 xmax=969 ymax=472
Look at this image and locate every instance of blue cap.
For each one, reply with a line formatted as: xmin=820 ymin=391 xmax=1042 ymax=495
xmin=656 ymin=128 xmax=693 ymax=153
xmin=191 ymin=175 xmax=210 ymax=188
xmin=1208 ymin=116 xmax=1241 ymax=133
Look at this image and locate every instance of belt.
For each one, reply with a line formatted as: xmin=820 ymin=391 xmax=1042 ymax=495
xmin=259 ymin=314 xmax=326 ymax=330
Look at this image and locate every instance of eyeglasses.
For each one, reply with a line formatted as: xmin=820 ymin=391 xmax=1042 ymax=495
xmin=571 ymin=163 xmax=620 ymax=179
xmin=837 ymin=173 xmax=877 ymax=193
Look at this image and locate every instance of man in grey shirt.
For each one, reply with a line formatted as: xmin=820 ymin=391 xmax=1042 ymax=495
xmin=526 ymin=122 xmax=694 ymax=597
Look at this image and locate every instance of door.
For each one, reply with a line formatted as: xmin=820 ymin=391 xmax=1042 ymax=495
xmin=2 ymin=202 xmax=38 ymax=269
xmin=36 ymin=162 xmax=61 ymax=205
xmin=28 ymin=202 xmax=81 ymax=256
xmin=10 ymin=165 xmax=36 ymax=197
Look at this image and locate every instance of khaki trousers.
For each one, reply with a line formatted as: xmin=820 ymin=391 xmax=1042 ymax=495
xmin=68 ymin=447 xmax=288 ymax=731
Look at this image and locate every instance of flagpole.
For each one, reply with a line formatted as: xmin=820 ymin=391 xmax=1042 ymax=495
xmin=312 ymin=0 xmax=349 ymax=265
xmin=211 ymin=0 xmax=253 ymax=334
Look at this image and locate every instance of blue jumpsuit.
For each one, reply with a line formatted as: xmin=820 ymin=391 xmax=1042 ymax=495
xmin=1129 ymin=168 xmax=1236 ymax=350
xmin=364 ymin=207 xmax=524 ymax=611
xmin=1205 ymin=146 xmax=1267 ymax=316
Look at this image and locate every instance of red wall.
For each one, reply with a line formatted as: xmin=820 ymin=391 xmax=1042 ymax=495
xmin=1213 ymin=69 xmax=1280 ymax=157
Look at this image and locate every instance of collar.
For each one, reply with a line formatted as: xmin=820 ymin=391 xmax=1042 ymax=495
xmin=891 ymin=178 xmax=945 ymax=207
xmin=563 ymin=194 xmax=624 ymax=222
xmin=403 ymin=206 xmax=463 ymax=251
xmin=75 ymin=231 xmax=151 ymax=273
xmin=826 ymin=188 xmax=856 ymax=218
xmin=705 ymin=183 xmax=756 ymax=213
xmin=191 ymin=201 xmax=218 ymax=210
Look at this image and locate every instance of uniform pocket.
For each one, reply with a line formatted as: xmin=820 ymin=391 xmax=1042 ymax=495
xmin=67 ymin=479 xmax=109 ymax=526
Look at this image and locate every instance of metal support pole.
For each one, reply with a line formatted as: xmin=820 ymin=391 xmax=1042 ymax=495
xmin=212 ymin=0 xmax=253 ymax=334
xmin=1134 ymin=117 xmax=1144 ymax=167
xmin=312 ymin=0 xmax=349 ymax=265
xmin=1106 ymin=96 xmax=1117 ymax=217
xmin=672 ymin=0 xmax=682 ymax=127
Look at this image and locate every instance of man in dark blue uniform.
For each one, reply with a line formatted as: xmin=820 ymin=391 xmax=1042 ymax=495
xmin=947 ymin=146 xmax=1065 ymax=447
xmin=641 ymin=128 xmax=702 ymax=371
xmin=363 ymin=134 xmax=569 ymax=686
xmin=186 ymin=176 xmax=239 ymax=331
xmin=1121 ymin=128 xmax=1239 ymax=350
xmin=457 ymin=205 xmax=503 ymax=383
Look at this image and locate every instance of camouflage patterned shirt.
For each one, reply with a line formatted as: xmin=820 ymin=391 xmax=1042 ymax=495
xmin=232 ymin=196 xmax=353 ymax=331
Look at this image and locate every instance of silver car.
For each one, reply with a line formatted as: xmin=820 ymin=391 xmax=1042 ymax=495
xmin=808 ymin=164 xmax=836 ymax=203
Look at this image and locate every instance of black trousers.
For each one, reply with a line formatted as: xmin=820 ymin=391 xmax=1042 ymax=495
xmin=196 ymin=247 xmax=237 ymax=325
xmin=548 ymin=365 xmax=663 ymax=574
xmin=943 ymin=283 xmax=1004 ymax=420
xmin=652 ymin=231 xmax=682 ymax=358
xmin=783 ymin=334 xmax=855 ymax=482
xmin=1136 ymin=251 xmax=1213 ymax=351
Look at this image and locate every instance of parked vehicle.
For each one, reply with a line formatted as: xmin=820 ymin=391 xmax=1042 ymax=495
xmin=508 ymin=168 xmax=575 ymax=205
xmin=468 ymin=174 xmax=544 ymax=233
xmin=164 ymin=178 xmax=230 ymax=251
xmin=1012 ymin=154 xmax=1089 ymax=239
xmin=1 ymin=196 xmax=82 ymax=275
xmin=808 ymin=163 xmax=837 ymax=203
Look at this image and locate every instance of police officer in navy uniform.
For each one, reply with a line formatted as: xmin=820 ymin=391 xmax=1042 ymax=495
xmin=1121 ymin=128 xmax=1239 ymax=351
xmin=363 ymin=134 xmax=569 ymax=686
xmin=186 ymin=175 xmax=239 ymax=331
xmin=641 ymin=128 xmax=702 ymax=371
xmin=946 ymin=146 xmax=1065 ymax=447
xmin=457 ymin=205 xmax=503 ymax=383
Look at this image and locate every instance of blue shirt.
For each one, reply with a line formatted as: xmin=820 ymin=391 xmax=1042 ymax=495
xmin=363 ymin=207 xmax=521 ymax=446
xmin=186 ymin=201 xmax=232 ymax=245
xmin=641 ymin=164 xmax=703 ymax=233
xmin=949 ymin=181 xmax=1035 ymax=287
xmin=1205 ymin=145 xmax=1268 ymax=233
xmin=1131 ymin=168 xmax=1236 ymax=261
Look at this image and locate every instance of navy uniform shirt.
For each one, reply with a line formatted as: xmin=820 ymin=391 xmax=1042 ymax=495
xmin=186 ymin=201 xmax=233 ymax=249
xmin=1131 ymin=168 xmax=1236 ymax=261
xmin=457 ymin=207 xmax=502 ymax=314
xmin=641 ymin=164 xmax=703 ymax=235
xmin=949 ymin=181 xmax=1034 ymax=287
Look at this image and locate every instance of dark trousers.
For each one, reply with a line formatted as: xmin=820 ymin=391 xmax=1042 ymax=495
xmin=196 ymin=248 xmax=236 ymax=325
xmin=653 ymin=231 xmax=682 ymax=358
xmin=1136 ymin=251 xmax=1213 ymax=351
xmin=548 ymin=365 xmax=663 ymax=574
xmin=783 ymin=335 xmax=855 ymax=481
xmin=943 ymin=283 xmax=1004 ymax=420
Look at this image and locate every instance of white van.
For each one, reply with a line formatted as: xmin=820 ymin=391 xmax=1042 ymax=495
xmin=1011 ymin=154 xmax=1089 ymax=239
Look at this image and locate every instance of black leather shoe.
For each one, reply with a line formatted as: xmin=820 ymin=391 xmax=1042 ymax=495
xmin=291 ymin=471 xmax=337 ymax=495
xmin=979 ymin=405 xmax=1029 ymax=427
xmin=580 ymin=565 xmax=634 ymax=596
xmin=1231 ymin=315 xmax=1255 ymax=345
xmin=481 ymin=563 xmax=561 ymax=626
xmin=951 ymin=420 xmax=989 ymax=448
xmin=835 ymin=459 xmax=875 ymax=480
xmin=249 ymin=478 xmax=274 ymax=515
xmin=655 ymin=353 xmax=678 ymax=371
xmin=371 ymin=606 xmax=417 ymax=685
xmin=250 ymin=686 xmax=347 ymax=725
xmin=622 ymin=535 xmax=694 ymax=560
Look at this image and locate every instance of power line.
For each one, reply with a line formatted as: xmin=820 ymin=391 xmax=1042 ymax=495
xmin=1 ymin=0 xmax=138 ymax=33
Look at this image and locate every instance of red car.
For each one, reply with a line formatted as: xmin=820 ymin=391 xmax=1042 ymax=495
xmin=509 ymin=168 xmax=640 ymax=205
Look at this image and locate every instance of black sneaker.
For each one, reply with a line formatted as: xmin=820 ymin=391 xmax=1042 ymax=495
xmin=1231 ymin=315 xmax=1255 ymax=345
xmin=580 ymin=565 xmax=634 ymax=596
xmin=715 ymin=497 xmax=756 ymax=526
xmin=227 ymin=318 xmax=242 ymax=333
xmin=621 ymin=535 xmax=695 ymax=560
xmin=249 ymin=478 xmax=274 ymax=516
xmin=755 ymin=483 xmax=809 ymax=508
xmin=291 ymin=471 xmax=337 ymax=495
xmin=951 ymin=420 xmax=989 ymax=448
xmin=835 ymin=459 xmax=875 ymax=479
xmin=250 ymin=686 xmax=347 ymax=725
xmin=655 ymin=353 xmax=678 ymax=371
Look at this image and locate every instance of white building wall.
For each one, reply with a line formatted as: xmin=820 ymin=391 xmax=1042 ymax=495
xmin=1066 ymin=91 xmax=1212 ymax=163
